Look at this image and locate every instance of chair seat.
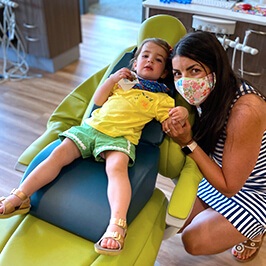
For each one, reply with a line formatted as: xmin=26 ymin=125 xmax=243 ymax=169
xmin=20 ymin=122 xmax=162 ymax=241
xmin=0 ymin=189 xmax=167 ymax=266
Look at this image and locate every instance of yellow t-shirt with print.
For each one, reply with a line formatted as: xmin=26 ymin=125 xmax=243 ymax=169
xmin=85 ymin=84 xmax=174 ymax=145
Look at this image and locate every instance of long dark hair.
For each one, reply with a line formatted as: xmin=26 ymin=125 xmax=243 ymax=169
xmin=172 ymin=31 xmax=240 ymax=154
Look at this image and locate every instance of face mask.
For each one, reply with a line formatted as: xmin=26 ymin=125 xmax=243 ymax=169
xmin=175 ymin=73 xmax=216 ymax=107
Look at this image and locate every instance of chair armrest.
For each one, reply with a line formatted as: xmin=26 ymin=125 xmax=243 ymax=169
xmin=166 ymin=156 xmax=203 ymax=230
xmin=159 ymin=137 xmax=186 ymax=179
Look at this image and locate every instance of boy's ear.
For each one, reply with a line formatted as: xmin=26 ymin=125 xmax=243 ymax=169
xmin=132 ymin=60 xmax=137 ymax=70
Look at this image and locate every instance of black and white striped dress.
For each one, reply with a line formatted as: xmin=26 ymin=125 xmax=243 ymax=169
xmin=197 ymin=83 xmax=266 ymax=239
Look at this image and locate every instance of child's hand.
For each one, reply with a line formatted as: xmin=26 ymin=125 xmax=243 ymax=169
xmin=116 ymin=69 xmax=138 ymax=91
xmin=163 ymin=107 xmax=192 ymax=146
xmin=110 ymin=68 xmax=136 ymax=83
xmin=169 ymin=106 xmax=189 ymax=127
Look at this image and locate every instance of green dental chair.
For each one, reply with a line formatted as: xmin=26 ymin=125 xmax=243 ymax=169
xmin=0 ymin=15 xmax=202 ymax=266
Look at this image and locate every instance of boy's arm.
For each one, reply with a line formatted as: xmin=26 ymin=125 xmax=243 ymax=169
xmin=162 ymin=106 xmax=189 ymax=133
xmin=93 ymin=76 xmax=116 ymax=106
xmin=93 ymin=67 xmax=133 ymax=106
xmin=169 ymin=106 xmax=189 ymax=126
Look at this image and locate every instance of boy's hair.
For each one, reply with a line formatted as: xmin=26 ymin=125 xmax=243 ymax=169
xmin=133 ymin=38 xmax=172 ymax=61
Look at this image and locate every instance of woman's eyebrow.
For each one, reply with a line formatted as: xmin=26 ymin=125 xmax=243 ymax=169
xmin=186 ymin=64 xmax=200 ymax=71
xmin=173 ymin=64 xmax=201 ymax=73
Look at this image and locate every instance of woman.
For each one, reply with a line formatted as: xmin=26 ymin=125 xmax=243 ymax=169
xmin=163 ymin=31 xmax=266 ymax=262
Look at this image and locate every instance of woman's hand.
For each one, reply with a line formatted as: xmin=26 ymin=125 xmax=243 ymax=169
xmin=162 ymin=110 xmax=193 ymax=147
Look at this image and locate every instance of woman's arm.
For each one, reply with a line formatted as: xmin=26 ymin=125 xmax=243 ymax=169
xmin=93 ymin=67 xmax=133 ymax=106
xmin=166 ymin=94 xmax=266 ymax=197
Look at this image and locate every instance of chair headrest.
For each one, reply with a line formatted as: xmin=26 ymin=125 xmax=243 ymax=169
xmin=137 ymin=15 xmax=187 ymax=48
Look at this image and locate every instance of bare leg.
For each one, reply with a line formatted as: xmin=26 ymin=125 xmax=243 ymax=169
xmin=181 ymin=207 xmax=247 ymax=255
xmin=100 ymin=151 xmax=131 ymax=249
xmin=0 ymin=138 xmax=81 ymax=213
xmin=180 ymin=197 xmax=264 ymax=261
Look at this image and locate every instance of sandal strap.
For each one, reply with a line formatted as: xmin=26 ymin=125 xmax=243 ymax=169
xmin=243 ymin=239 xmax=261 ymax=249
xmin=11 ymin=188 xmax=28 ymax=201
xmin=234 ymin=239 xmax=262 ymax=254
xmin=0 ymin=197 xmax=15 ymax=214
xmin=102 ymin=231 xmax=123 ymax=242
xmin=110 ymin=218 xmax=127 ymax=229
xmin=100 ymin=231 xmax=124 ymax=250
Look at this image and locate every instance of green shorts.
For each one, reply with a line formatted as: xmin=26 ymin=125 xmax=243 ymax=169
xmin=59 ymin=123 xmax=136 ymax=166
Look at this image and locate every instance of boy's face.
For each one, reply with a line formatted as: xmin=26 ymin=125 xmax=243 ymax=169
xmin=133 ymin=42 xmax=168 ymax=81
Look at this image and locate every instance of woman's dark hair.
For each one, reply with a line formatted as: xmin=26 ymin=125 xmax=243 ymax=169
xmin=171 ymin=31 xmax=239 ymax=154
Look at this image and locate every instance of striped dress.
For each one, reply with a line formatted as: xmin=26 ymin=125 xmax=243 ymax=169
xmin=197 ymin=83 xmax=266 ymax=239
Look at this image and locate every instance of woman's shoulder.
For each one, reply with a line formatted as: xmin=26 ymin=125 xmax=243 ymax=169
xmin=234 ymin=83 xmax=265 ymax=110
xmin=232 ymin=93 xmax=266 ymax=129
xmin=236 ymin=82 xmax=266 ymax=100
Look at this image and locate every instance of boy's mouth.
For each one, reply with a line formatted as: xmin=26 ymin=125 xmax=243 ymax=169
xmin=144 ymin=65 xmax=153 ymax=71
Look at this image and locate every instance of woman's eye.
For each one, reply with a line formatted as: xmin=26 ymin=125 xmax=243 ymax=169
xmin=192 ymin=68 xmax=202 ymax=74
xmin=173 ymin=71 xmax=181 ymax=78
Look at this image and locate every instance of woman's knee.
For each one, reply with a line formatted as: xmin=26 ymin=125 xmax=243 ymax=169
xmin=181 ymin=228 xmax=204 ymax=255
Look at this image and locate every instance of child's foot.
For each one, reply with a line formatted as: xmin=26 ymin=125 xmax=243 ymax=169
xmin=99 ymin=223 xmax=125 ymax=249
xmin=0 ymin=189 xmax=31 ymax=218
xmin=94 ymin=218 xmax=127 ymax=256
xmin=232 ymin=234 xmax=264 ymax=262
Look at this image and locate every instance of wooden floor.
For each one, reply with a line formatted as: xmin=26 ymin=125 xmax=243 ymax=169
xmin=0 ymin=14 xmax=265 ymax=266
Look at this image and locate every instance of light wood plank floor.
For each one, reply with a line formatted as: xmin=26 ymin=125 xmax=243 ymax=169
xmin=0 ymin=13 xmax=265 ymax=266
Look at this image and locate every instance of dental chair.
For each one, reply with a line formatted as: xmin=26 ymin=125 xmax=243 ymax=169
xmin=0 ymin=15 xmax=202 ymax=266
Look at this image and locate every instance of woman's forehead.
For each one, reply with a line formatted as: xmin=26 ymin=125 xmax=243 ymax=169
xmin=172 ymin=56 xmax=199 ymax=68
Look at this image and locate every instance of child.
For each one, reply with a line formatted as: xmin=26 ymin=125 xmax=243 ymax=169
xmin=0 ymin=38 xmax=188 ymax=255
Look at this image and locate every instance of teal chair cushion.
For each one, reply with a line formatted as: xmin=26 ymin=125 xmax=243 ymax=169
xmin=21 ymin=119 xmax=164 ymax=242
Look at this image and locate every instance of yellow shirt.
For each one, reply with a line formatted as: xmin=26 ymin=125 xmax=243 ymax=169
xmin=85 ymin=84 xmax=174 ymax=145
